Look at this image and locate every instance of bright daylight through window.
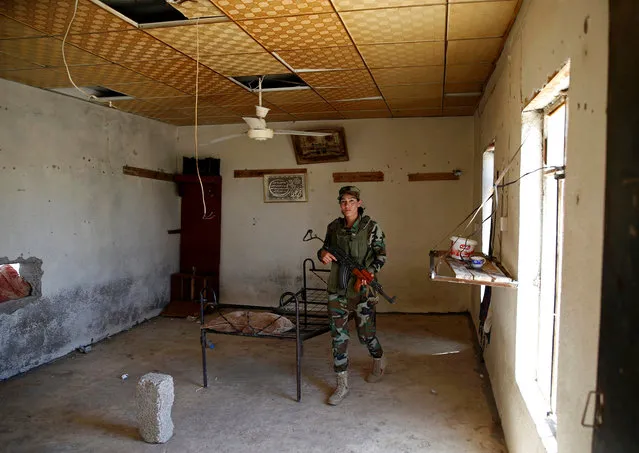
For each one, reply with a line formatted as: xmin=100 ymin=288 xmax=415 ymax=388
xmin=516 ymin=63 xmax=569 ymax=452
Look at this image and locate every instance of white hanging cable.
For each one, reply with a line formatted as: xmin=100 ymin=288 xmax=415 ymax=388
xmin=62 ymin=0 xmax=97 ymax=101
xmin=193 ymin=17 xmax=215 ymax=220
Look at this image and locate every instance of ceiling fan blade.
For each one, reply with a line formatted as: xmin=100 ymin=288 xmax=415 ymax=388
xmin=205 ymin=133 xmax=246 ymax=145
xmin=242 ymin=117 xmax=266 ymax=130
xmin=273 ymin=129 xmax=332 ymax=137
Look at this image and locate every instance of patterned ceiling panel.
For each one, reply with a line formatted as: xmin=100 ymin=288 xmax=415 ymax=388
xmin=340 ymin=5 xmax=446 ymax=44
xmin=174 ymin=105 xmax=238 ymax=117
xmin=196 ymin=116 xmax=245 ymax=124
xmin=238 ymin=14 xmax=351 ymax=51
xmin=444 ymin=82 xmax=484 ymax=94
xmin=42 ymin=64 xmax=150 ymax=87
xmin=392 ymin=108 xmax=441 ymax=117
xmin=316 ymin=86 xmax=381 ymax=101
xmin=147 ymin=22 xmax=263 ymax=57
xmin=105 ymin=82 xmax=186 ymax=99
xmin=330 ymin=99 xmax=388 ymax=111
xmin=0 ymin=0 xmax=134 ymax=36
xmin=386 ymin=97 xmax=441 ymax=109
xmin=445 ymin=63 xmax=494 ymax=84
xmin=379 ymin=84 xmax=441 ymax=100
xmin=448 ymin=1 xmax=518 ymax=40
xmin=198 ymin=52 xmax=289 ymax=76
xmin=0 ymin=37 xmax=109 ymax=67
xmin=333 ymin=0 xmax=445 ymax=11
xmin=65 ymin=30 xmax=183 ymax=63
xmin=224 ymin=102 xmax=284 ymax=115
xmin=213 ymin=0 xmax=333 ymax=20
xmin=275 ymin=46 xmax=365 ymax=71
xmin=446 ymin=38 xmax=503 ymax=65
xmin=169 ymin=0 xmax=224 ymax=19
xmin=292 ymin=111 xmax=344 ymax=121
xmin=262 ymin=113 xmax=296 ymax=122
xmin=0 ymin=15 xmax=46 ymax=39
xmin=0 ymin=0 xmax=522 ymax=124
xmin=203 ymin=91 xmax=260 ymax=106
xmin=0 ymin=52 xmax=43 ymax=71
xmin=0 ymin=67 xmax=67 ymax=87
xmin=340 ymin=109 xmax=392 ymax=119
xmin=359 ymin=41 xmax=445 ymax=68
xmin=277 ymin=102 xmax=336 ymax=114
xmin=299 ymin=70 xmax=375 ymax=88
xmin=138 ymin=96 xmax=215 ymax=110
xmin=371 ymin=66 xmax=444 ymax=86
xmin=121 ymin=57 xmax=198 ymax=90
xmin=262 ymin=89 xmax=324 ymax=104
xmin=184 ymin=66 xmax=246 ymax=95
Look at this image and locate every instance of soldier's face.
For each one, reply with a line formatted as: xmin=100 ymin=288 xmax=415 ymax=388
xmin=339 ymin=195 xmax=361 ymax=217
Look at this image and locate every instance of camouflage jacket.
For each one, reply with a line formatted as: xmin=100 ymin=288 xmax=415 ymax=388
xmin=317 ymin=215 xmax=387 ymax=297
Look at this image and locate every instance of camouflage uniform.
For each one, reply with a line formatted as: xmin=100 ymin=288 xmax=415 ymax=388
xmin=319 ymin=214 xmax=387 ymax=373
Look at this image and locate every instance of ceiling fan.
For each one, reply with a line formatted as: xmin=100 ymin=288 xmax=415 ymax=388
xmin=206 ymin=77 xmax=331 ymax=145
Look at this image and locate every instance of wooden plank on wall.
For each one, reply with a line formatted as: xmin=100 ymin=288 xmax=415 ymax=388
xmin=123 ymin=165 xmax=175 ymax=182
xmin=408 ymin=172 xmax=459 ymax=182
xmin=234 ymin=168 xmax=307 ymax=178
xmin=333 ymin=171 xmax=384 ymax=183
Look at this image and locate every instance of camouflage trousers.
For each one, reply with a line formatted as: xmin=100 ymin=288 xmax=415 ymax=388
xmin=328 ymin=289 xmax=383 ymax=373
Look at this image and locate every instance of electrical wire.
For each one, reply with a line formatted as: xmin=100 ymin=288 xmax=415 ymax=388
xmin=193 ymin=17 xmax=215 ymax=221
xmin=62 ymin=0 xmax=97 ymax=101
xmin=497 ymin=166 xmax=561 ymax=188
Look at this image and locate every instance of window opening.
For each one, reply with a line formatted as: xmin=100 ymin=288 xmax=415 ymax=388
xmin=0 ymin=263 xmax=32 ymax=303
xmin=481 ymin=145 xmax=495 ymax=301
xmin=516 ymin=62 xmax=569 ymax=450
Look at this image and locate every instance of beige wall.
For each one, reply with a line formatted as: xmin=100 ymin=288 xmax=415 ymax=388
xmin=177 ymin=117 xmax=474 ymax=313
xmin=472 ymin=0 xmax=608 ymax=452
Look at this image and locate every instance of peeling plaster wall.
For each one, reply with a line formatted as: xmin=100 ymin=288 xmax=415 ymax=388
xmin=177 ymin=117 xmax=474 ymax=313
xmin=471 ymin=0 xmax=608 ymax=452
xmin=0 ymin=79 xmax=180 ymax=380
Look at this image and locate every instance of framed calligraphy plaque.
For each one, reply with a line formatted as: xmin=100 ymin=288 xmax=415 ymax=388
xmin=263 ymin=173 xmax=307 ymax=203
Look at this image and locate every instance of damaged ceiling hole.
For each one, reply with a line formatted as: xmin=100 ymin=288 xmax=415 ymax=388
xmin=100 ymin=0 xmax=187 ymax=24
xmin=231 ymin=74 xmax=310 ymax=92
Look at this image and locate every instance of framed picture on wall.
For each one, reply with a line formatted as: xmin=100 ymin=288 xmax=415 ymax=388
xmin=263 ymin=173 xmax=307 ymax=203
xmin=291 ymin=128 xmax=348 ymax=165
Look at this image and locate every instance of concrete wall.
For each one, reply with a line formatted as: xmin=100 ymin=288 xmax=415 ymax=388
xmin=471 ymin=0 xmax=608 ymax=452
xmin=176 ymin=117 xmax=475 ymax=313
xmin=0 ymin=79 xmax=180 ymax=380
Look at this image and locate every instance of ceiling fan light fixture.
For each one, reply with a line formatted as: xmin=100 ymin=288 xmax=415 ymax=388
xmin=248 ymin=129 xmax=274 ymax=141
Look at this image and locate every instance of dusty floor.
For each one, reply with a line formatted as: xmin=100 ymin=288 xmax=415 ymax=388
xmin=0 ymin=314 xmax=506 ymax=453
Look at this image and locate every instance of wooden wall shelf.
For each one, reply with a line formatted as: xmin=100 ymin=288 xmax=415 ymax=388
xmin=429 ymin=250 xmax=517 ymax=288
xmin=234 ymin=168 xmax=307 ymax=178
xmin=332 ymin=171 xmax=384 ymax=183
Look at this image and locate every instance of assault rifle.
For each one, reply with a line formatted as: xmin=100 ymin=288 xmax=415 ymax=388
xmin=303 ymin=229 xmax=397 ymax=305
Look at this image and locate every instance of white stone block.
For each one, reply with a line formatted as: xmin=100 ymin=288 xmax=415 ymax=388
xmin=136 ymin=372 xmax=174 ymax=444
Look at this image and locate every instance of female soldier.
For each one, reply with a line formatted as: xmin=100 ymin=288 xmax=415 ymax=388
xmin=318 ymin=186 xmax=387 ymax=405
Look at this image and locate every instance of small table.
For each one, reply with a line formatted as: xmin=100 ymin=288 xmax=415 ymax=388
xmin=429 ymin=250 xmax=517 ymax=288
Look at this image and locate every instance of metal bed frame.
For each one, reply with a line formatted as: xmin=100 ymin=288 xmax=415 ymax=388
xmin=199 ymin=258 xmax=330 ymax=402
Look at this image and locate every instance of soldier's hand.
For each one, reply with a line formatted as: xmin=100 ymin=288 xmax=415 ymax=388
xmin=320 ymin=250 xmax=337 ymax=264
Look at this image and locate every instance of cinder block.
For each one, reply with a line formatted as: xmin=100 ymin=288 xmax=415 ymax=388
xmin=136 ymin=372 xmax=174 ymax=443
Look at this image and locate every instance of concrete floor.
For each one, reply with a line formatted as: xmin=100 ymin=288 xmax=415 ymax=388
xmin=0 ymin=313 xmax=506 ymax=453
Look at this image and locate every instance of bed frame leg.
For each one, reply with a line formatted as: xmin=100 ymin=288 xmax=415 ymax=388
xmin=201 ymin=330 xmax=208 ymax=388
xmin=296 ymin=336 xmax=302 ymax=402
